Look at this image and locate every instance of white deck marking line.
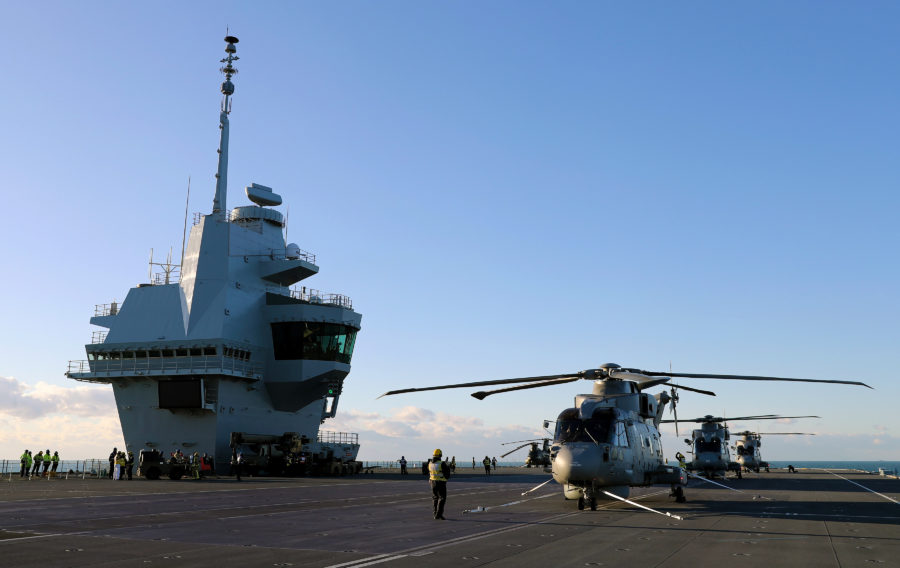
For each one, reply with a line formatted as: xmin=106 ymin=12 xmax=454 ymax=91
xmin=824 ymin=470 xmax=900 ymax=505
xmin=728 ymin=511 xmax=900 ymax=520
xmin=329 ymin=556 xmax=408 ymax=568
xmin=322 ymin=554 xmax=394 ymax=568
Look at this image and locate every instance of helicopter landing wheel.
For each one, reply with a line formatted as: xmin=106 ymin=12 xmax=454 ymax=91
xmin=588 ymin=497 xmax=597 ymax=511
xmin=577 ymin=496 xmax=585 ymax=510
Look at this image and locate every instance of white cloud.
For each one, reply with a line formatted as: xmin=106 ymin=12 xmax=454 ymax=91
xmin=0 ymin=376 xmax=115 ymax=418
xmin=0 ymin=376 xmax=123 ymax=458
xmin=326 ymin=406 xmax=544 ymax=462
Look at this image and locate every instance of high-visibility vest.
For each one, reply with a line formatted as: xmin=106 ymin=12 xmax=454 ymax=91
xmin=43 ymin=453 xmax=51 ymax=463
xmin=52 ymin=454 xmax=59 ymax=463
xmin=428 ymin=461 xmax=447 ymax=482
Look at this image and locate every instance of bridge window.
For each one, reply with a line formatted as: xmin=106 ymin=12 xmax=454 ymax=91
xmin=271 ymin=322 xmax=358 ymax=364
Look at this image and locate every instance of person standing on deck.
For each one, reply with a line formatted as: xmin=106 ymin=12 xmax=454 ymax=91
xmin=50 ymin=451 xmax=60 ymax=477
xmin=32 ymin=450 xmax=43 ymax=477
xmin=429 ymin=449 xmax=451 ymax=520
xmin=108 ymin=448 xmax=117 ymax=479
xmin=41 ymin=450 xmax=51 ymax=477
xmin=20 ymin=450 xmax=29 ymax=478
xmin=482 ymin=456 xmax=491 ymax=475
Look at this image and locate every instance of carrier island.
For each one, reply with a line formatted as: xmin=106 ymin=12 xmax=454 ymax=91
xmin=66 ymin=36 xmax=363 ymax=476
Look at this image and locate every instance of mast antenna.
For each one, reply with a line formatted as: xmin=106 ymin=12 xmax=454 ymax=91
xmin=212 ymin=34 xmax=240 ymax=217
xmin=180 ymin=175 xmax=191 ymax=266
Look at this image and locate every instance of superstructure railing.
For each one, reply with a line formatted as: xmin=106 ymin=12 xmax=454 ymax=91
xmin=66 ymin=355 xmax=262 ymax=379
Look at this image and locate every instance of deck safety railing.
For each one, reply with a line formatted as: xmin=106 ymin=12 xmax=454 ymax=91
xmin=0 ymin=459 xmax=111 ymax=479
xmin=318 ymin=431 xmax=359 ymax=445
xmin=66 ymin=355 xmax=262 ymax=379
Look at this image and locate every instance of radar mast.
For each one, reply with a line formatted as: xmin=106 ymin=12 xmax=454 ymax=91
xmin=212 ymin=35 xmax=239 ymax=217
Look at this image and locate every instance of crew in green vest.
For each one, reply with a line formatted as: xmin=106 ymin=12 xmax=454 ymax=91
xmin=42 ymin=449 xmax=52 ymax=477
xmin=31 ymin=451 xmax=43 ymax=476
xmin=19 ymin=450 xmax=29 ymax=478
xmin=51 ymin=451 xmax=60 ymax=476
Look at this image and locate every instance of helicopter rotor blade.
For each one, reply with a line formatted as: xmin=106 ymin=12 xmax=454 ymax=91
xmin=378 ymin=373 xmax=581 ymax=398
xmin=669 ymin=383 xmax=716 ymax=396
xmin=662 ymin=414 xmax=820 ymax=424
xmin=635 ymin=370 xmax=872 ymax=389
xmin=471 ymin=377 xmax=580 ymax=400
xmin=501 ymin=438 xmax=545 ymax=446
xmin=500 ymin=443 xmax=532 ymax=458
xmin=608 ymin=370 xmax=662 ymax=383
xmin=757 ymin=432 xmax=817 ymax=435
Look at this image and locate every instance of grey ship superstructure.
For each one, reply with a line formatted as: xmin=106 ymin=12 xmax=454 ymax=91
xmin=67 ymin=36 xmax=362 ymax=469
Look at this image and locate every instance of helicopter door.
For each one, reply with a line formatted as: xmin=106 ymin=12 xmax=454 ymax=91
xmin=622 ymin=422 xmax=641 ymax=484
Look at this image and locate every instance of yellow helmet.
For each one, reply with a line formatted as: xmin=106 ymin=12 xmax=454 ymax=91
xmin=433 ymin=448 xmax=442 ymax=457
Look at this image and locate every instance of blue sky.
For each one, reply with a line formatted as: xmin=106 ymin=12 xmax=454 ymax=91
xmin=1 ymin=2 xmax=897 ymax=461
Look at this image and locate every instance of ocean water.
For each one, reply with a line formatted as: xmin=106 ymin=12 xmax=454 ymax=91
xmin=762 ymin=460 xmax=900 ymax=473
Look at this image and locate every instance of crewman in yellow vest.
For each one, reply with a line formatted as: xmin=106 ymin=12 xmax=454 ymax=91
xmin=42 ymin=449 xmax=51 ymax=477
xmin=429 ymin=448 xmax=451 ymax=520
xmin=675 ymin=452 xmax=687 ymax=469
xmin=50 ymin=451 xmax=60 ymax=477
xmin=20 ymin=450 xmax=30 ymax=478
xmin=32 ymin=451 xmax=43 ymax=477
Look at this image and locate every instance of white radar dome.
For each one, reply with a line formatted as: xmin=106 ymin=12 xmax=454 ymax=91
xmin=286 ymin=243 xmax=302 ymax=259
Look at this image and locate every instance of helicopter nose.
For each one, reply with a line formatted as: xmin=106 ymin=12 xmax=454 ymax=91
xmin=552 ymin=444 xmax=602 ymax=484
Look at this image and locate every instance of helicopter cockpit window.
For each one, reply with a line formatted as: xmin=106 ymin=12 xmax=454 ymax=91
xmin=554 ymin=409 xmax=614 ymax=444
xmin=696 ymin=438 xmax=722 ymax=453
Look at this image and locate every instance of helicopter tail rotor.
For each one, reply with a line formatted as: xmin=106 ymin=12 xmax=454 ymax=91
xmin=669 ymin=386 xmax=680 ymax=437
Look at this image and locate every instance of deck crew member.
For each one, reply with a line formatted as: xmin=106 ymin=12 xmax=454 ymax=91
xmin=32 ymin=450 xmax=43 ymax=477
xmin=429 ymin=449 xmax=451 ymax=520
xmin=42 ymin=450 xmax=52 ymax=476
xmin=108 ymin=448 xmax=117 ymax=479
xmin=399 ymin=456 xmax=408 ymax=475
xmin=51 ymin=451 xmax=60 ymax=476
xmin=126 ymin=451 xmax=134 ymax=480
xmin=482 ymin=456 xmax=491 ymax=475
xmin=20 ymin=450 xmax=29 ymax=478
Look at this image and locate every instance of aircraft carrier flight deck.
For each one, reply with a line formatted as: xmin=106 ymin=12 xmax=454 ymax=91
xmin=0 ymin=467 xmax=897 ymax=567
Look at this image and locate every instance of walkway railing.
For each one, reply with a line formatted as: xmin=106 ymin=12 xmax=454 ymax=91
xmin=0 ymin=459 xmax=111 ymax=479
xmin=66 ymin=355 xmax=262 ymax=380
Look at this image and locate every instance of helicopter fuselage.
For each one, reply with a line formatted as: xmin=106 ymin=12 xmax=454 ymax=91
xmin=549 ymin=380 xmax=685 ymax=504
xmin=688 ymin=422 xmax=739 ymax=478
xmin=734 ymin=433 xmax=765 ymax=472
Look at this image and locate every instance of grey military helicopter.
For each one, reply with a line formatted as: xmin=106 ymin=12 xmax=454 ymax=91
xmin=501 ymin=438 xmax=551 ymax=468
xmin=381 ymin=363 xmax=870 ymax=511
xmin=665 ymin=415 xmax=818 ymax=479
xmin=733 ymin=430 xmax=815 ymax=473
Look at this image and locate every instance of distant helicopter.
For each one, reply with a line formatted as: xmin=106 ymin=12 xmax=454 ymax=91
xmin=664 ymin=415 xmax=818 ymax=479
xmin=733 ymin=430 xmax=816 ymax=473
xmin=381 ymin=363 xmax=870 ymax=511
xmin=501 ymin=438 xmax=551 ymax=468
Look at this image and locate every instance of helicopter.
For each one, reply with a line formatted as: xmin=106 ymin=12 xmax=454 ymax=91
xmin=664 ymin=414 xmax=818 ymax=479
xmin=733 ymin=430 xmax=816 ymax=473
xmin=381 ymin=363 xmax=870 ymax=511
xmin=501 ymin=438 xmax=551 ymax=468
